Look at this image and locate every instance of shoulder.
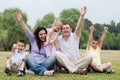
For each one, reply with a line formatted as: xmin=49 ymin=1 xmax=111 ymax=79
xmin=72 ymin=33 xmax=80 ymax=40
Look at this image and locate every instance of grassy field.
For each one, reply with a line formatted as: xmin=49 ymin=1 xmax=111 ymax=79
xmin=0 ymin=50 xmax=120 ymax=80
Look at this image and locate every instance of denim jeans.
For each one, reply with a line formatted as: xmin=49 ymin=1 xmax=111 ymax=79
xmin=25 ymin=55 xmax=47 ymax=75
xmin=25 ymin=55 xmax=56 ymax=75
xmin=42 ymin=56 xmax=56 ymax=70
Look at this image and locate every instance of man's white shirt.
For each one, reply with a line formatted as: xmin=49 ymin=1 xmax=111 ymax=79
xmin=58 ymin=33 xmax=81 ymax=61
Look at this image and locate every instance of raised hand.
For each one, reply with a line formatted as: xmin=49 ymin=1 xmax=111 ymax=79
xmin=80 ymin=6 xmax=87 ymax=17
xmin=104 ymin=26 xmax=108 ymax=32
xmin=13 ymin=44 xmax=18 ymax=49
xmin=15 ymin=12 xmax=23 ymax=22
xmin=90 ymin=26 xmax=94 ymax=32
xmin=15 ymin=12 xmax=27 ymax=30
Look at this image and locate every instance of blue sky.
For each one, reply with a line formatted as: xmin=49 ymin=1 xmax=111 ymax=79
xmin=0 ymin=0 xmax=120 ymax=27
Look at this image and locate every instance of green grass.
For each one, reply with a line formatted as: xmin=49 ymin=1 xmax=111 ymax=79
xmin=0 ymin=50 xmax=120 ymax=80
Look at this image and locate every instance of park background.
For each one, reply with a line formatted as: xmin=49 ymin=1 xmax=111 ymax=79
xmin=0 ymin=0 xmax=120 ymax=80
xmin=0 ymin=0 xmax=120 ymax=51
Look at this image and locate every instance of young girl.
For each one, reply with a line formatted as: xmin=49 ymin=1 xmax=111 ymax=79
xmin=86 ymin=26 xmax=114 ymax=73
xmin=44 ymin=19 xmax=62 ymax=56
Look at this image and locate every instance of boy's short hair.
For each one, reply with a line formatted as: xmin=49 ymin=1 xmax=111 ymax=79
xmin=17 ymin=40 xmax=26 ymax=47
xmin=93 ymin=36 xmax=100 ymax=42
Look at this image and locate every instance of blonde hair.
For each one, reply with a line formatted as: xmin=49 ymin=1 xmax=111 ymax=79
xmin=52 ymin=19 xmax=62 ymax=27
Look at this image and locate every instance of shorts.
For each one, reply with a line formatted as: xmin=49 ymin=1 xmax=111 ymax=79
xmin=11 ymin=63 xmax=20 ymax=73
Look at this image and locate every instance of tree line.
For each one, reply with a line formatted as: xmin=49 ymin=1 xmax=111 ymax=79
xmin=0 ymin=8 xmax=120 ymax=51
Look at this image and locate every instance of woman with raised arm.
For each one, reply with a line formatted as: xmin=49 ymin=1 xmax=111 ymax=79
xmin=15 ymin=12 xmax=56 ymax=76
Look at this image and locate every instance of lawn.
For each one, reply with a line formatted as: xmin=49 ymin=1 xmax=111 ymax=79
xmin=0 ymin=50 xmax=120 ymax=80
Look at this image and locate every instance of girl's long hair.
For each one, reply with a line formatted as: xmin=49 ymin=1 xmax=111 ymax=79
xmin=29 ymin=27 xmax=47 ymax=52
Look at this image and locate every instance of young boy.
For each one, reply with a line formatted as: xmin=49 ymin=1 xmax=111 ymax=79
xmin=86 ymin=26 xmax=114 ymax=73
xmin=5 ymin=40 xmax=27 ymax=76
xmin=44 ymin=19 xmax=62 ymax=56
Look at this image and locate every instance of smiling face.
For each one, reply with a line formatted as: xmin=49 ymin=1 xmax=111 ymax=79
xmin=61 ymin=24 xmax=72 ymax=37
xmin=52 ymin=24 xmax=61 ymax=32
xmin=91 ymin=40 xmax=99 ymax=49
xmin=17 ymin=42 xmax=26 ymax=53
xmin=38 ymin=30 xmax=47 ymax=42
xmin=52 ymin=19 xmax=62 ymax=32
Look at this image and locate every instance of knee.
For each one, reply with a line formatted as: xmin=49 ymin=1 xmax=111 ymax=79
xmin=108 ymin=62 xmax=112 ymax=68
xmin=87 ymin=55 xmax=92 ymax=63
xmin=55 ymin=51 xmax=61 ymax=58
xmin=25 ymin=55 xmax=32 ymax=62
xmin=51 ymin=56 xmax=56 ymax=62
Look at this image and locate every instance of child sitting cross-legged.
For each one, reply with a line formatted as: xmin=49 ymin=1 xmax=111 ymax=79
xmin=5 ymin=40 xmax=28 ymax=76
xmin=86 ymin=26 xmax=114 ymax=74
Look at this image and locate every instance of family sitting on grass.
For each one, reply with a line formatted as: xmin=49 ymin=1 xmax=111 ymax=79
xmin=4 ymin=6 xmax=114 ymax=77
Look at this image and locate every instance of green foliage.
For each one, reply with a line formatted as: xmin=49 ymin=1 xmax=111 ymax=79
xmin=84 ymin=18 xmax=93 ymax=30
xmin=115 ymin=33 xmax=120 ymax=49
xmin=80 ymin=27 xmax=89 ymax=49
xmin=104 ymin=32 xmax=115 ymax=49
xmin=34 ymin=13 xmax=55 ymax=30
xmin=0 ymin=8 xmax=29 ymax=51
xmin=1 ymin=7 xmax=120 ymax=50
xmin=59 ymin=8 xmax=80 ymax=32
xmin=93 ymin=23 xmax=103 ymax=37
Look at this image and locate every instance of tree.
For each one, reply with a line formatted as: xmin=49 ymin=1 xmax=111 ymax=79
xmin=115 ymin=33 xmax=120 ymax=49
xmin=34 ymin=13 xmax=55 ymax=30
xmin=116 ymin=22 xmax=120 ymax=34
xmin=59 ymin=8 xmax=80 ymax=32
xmin=0 ymin=8 xmax=29 ymax=51
xmin=84 ymin=18 xmax=93 ymax=31
xmin=103 ymin=32 xmax=115 ymax=49
xmin=80 ymin=27 xmax=89 ymax=49
xmin=93 ymin=23 xmax=103 ymax=38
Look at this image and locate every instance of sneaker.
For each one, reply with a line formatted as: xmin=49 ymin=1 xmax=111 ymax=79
xmin=17 ymin=70 xmax=24 ymax=77
xmin=75 ymin=68 xmax=87 ymax=75
xmin=44 ymin=70 xmax=54 ymax=76
xmin=59 ymin=68 xmax=69 ymax=73
xmin=87 ymin=68 xmax=95 ymax=73
xmin=5 ymin=68 xmax=12 ymax=75
xmin=103 ymin=69 xmax=115 ymax=74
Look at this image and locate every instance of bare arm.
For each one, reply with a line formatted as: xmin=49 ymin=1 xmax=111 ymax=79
xmin=87 ymin=26 xmax=94 ymax=49
xmin=49 ymin=34 xmax=58 ymax=44
xmin=44 ymin=33 xmax=49 ymax=46
xmin=75 ymin=6 xmax=87 ymax=37
xmin=15 ymin=12 xmax=27 ymax=31
xmin=99 ymin=27 xmax=108 ymax=48
xmin=54 ymin=39 xmax=60 ymax=51
xmin=16 ymin=12 xmax=35 ymax=42
xmin=12 ymin=44 xmax=18 ymax=53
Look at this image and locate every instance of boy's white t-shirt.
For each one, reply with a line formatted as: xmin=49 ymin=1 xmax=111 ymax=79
xmin=11 ymin=49 xmax=27 ymax=65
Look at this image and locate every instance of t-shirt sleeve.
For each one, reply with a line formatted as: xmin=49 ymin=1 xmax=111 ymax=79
xmin=73 ymin=33 xmax=80 ymax=41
